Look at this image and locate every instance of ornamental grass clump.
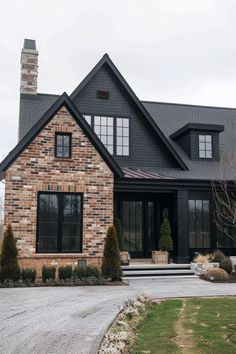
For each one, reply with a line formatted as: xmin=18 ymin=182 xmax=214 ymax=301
xmin=159 ymin=216 xmax=173 ymax=252
xmin=194 ymin=254 xmax=210 ymax=264
xmin=0 ymin=224 xmax=20 ymax=282
xmin=205 ymin=267 xmax=229 ymax=282
xmin=220 ymin=258 xmax=233 ymax=274
xmin=102 ymin=225 xmax=122 ymax=281
xmin=210 ymin=250 xmax=226 ymax=263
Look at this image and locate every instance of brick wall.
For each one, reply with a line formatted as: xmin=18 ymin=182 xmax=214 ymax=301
xmin=4 ymin=106 xmax=114 ymax=273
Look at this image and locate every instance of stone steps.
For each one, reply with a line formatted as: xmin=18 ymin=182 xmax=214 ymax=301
xmin=122 ymin=263 xmax=196 ymax=278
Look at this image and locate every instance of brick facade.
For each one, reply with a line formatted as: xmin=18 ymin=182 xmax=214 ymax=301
xmin=4 ymin=106 xmax=114 ymax=274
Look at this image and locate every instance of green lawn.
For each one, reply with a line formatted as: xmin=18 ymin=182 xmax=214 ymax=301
xmin=133 ymin=298 xmax=236 ymax=354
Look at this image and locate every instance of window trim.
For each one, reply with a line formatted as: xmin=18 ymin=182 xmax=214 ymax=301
xmin=82 ymin=114 xmax=130 ymax=157
xmin=55 ymin=132 xmax=72 ymax=159
xmin=36 ymin=192 xmax=83 ymax=254
xmin=198 ymin=133 xmax=213 ymax=159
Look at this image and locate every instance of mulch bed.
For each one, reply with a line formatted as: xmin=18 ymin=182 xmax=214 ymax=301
xmin=200 ymin=272 xmax=236 ymax=283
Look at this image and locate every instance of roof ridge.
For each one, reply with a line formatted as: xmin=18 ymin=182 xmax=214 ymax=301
xmin=141 ymin=100 xmax=236 ymax=111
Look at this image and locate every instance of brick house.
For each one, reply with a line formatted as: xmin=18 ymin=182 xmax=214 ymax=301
xmin=0 ymin=39 xmax=235 ymax=272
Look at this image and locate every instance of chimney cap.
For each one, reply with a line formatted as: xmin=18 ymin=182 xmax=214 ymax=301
xmin=23 ymin=39 xmax=36 ymax=50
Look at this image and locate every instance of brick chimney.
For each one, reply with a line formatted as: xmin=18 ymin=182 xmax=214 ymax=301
xmin=20 ymin=39 xmax=38 ymax=94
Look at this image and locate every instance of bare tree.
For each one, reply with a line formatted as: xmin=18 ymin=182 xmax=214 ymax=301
xmin=211 ymin=152 xmax=236 ymax=242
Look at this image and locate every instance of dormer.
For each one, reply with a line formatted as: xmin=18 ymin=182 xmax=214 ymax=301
xmin=170 ymin=123 xmax=224 ymax=161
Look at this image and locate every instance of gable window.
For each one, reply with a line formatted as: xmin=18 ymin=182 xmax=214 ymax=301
xmin=82 ymin=114 xmax=130 ymax=156
xmin=55 ymin=133 xmax=71 ymax=158
xmin=199 ymin=134 xmax=212 ymax=158
xmin=94 ymin=116 xmax=114 ymax=154
xmin=188 ymin=199 xmax=210 ymax=248
xmin=116 ymin=118 xmax=129 ymax=156
xmin=37 ymin=193 xmax=83 ymax=253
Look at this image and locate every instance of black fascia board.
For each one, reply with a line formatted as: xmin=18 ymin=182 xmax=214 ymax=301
xmin=70 ymin=54 xmax=188 ymax=171
xmin=0 ymin=92 xmax=123 ymax=179
xmin=170 ymin=123 xmax=225 ymax=140
xmin=114 ymin=178 xmax=236 ymax=192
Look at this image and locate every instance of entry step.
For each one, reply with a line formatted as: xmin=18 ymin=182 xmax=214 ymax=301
xmin=122 ymin=263 xmax=195 ymax=278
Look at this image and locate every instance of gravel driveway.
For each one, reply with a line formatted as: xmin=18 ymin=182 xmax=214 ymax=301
xmin=1 ymin=277 xmax=236 ymax=354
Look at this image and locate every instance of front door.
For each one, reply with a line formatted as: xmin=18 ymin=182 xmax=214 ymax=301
xmin=121 ymin=199 xmax=159 ymax=258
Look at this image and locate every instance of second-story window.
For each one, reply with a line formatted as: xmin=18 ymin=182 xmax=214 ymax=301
xmin=55 ymin=133 xmax=72 ymax=158
xmin=94 ymin=116 xmax=114 ymax=154
xmin=116 ymin=118 xmax=129 ymax=156
xmin=82 ymin=114 xmax=130 ymax=156
xmin=199 ymin=134 xmax=212 ymax=158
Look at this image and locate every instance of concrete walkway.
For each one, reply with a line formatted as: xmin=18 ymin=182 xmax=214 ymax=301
xmin=1 ymin=277 xmax=236 ymax=354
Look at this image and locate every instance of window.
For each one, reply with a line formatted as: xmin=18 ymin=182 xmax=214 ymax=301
xmin=37 ymin=193 xmax=82 ymax=253
xmin=116 ymin=118 xmax=129 ymax=156
xmin=122 ymin=201 xmax=143 ymax=252
xmin=82 ymin=114 xmax=130 ymax=156
xmin=55 ymin=133 xmax=71 ymax=158
xmin=94 ymin=116 xmax=114 ymax=154
xmin=188 ymin=199 xmax=210 ymax=248
xmin=199 ymin=134 xmax=212 ymax=158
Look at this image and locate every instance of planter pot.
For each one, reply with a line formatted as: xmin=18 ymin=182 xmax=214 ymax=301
xmin=152 ymin=251 xmax=168 ymax=264
xmin=120 ymin=251 xmax=130 ymax=265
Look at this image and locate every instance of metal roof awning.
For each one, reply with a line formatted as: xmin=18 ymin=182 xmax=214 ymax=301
xmin=122 ymin=167 xmax=174 ymax=179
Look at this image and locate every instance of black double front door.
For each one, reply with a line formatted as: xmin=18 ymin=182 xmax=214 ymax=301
xmin=121 ymin=199 xmax=160 ymax=258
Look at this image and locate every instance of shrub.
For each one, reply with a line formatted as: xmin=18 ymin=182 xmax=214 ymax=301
xmin=102 ymin=225 xmax=122 ymax=281
xmin=58 ymin=265 xmax=73 ymax=280
xmin=205 ymin=268 xmax=229 ymax=281
xmin=21 ymin=268 xmax=36 ymax=283
xmin=220 ymin=258 xmax=233 ymax=274
xmin=42 ymin=265 xmax=56 ymax=283
xmin=194 ymin=254 xmax=210 ymax=264
xmin=0 ymin=224 xmax=20 ymax=282
xmin=114 ymin=218 xmax=123 ymax=251
xmin=210 ymin=250 xmax=225 ymax=263
xmin=74 ymin=265 xmax=100 ymax=279
xmin=159 ymin=216 xmax=173 ymax=252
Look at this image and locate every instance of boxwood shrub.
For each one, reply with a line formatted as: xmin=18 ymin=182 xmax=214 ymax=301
xmin=21 ymin=268 xmax=36 ymax=283
xmin=58 ymin=265 xmax=73 ymax=280
xmin=42 ymin=265 xmax=56 ymax=283
xmin=73 ymin=265 xmax=100 ymax=279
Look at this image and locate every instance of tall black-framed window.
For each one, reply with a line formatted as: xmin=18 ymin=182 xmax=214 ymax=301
xmin=55 ymin=133 xmax=72 ymax=158
xmin=188 ymin=199 xmax=210 ymax=248
xmin=82 ymin=114 xmax=130 ymax=156
xmin=198 ymin=134 xmax=212 ymax=158
xmin=116 ymin=118 xmax=129 ymax=156
xmin=94 ymin=116 xmax=114 ymax=154
xmin=37 ymin=192 xmax=83 ymax=253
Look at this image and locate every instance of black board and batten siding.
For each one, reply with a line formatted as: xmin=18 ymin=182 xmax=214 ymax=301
xmin=73 ymin=64 xmax=179 ymax=169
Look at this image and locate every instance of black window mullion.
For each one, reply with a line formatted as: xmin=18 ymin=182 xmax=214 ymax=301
xmin=58 ymin=193 xmax=63 ymax=252
xmin=114 ymin=117 xmax=117 ymax=155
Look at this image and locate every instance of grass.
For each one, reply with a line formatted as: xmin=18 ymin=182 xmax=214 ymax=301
xmin=133 ymin=298 xmax=236 ymax=354
xmin=133 ymin=299 xmax=182 ymax=354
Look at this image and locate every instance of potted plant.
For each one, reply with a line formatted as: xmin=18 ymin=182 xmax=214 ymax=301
xmin=152 ymin=216 xmax=173 ymax=264
xmin=114 ymin=218 xmax=130 ymax=265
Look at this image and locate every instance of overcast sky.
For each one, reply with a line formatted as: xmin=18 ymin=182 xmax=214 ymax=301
xmin=0 ymin=0 xmax=236 ymax=195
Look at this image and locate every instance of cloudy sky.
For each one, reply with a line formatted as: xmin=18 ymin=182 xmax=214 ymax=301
xmin=0 ymin=0 xmax=236 ymax=194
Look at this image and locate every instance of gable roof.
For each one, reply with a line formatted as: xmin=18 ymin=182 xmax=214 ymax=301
xmin=0 ymin=93 xmax=123 ymax=179
xmin=19 ymin=93 xmax=60 ymax=140
xmin=70 ymin=54 xmax=188 ymax=171
xmin=142 ymin=100 xmax=236 ymax=180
